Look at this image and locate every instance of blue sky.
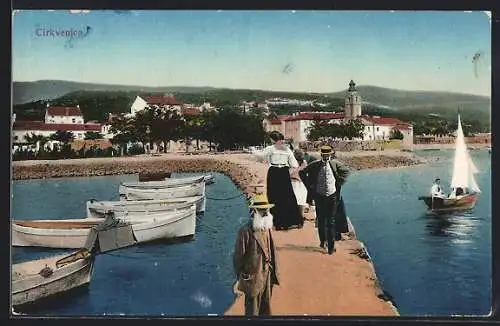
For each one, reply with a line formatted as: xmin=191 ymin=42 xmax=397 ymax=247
xmin=12 ymin=10 xmax=491 ymax=96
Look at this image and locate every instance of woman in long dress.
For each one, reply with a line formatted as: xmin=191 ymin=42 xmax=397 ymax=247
xmin=261 ymin=131 xmax=303 ymax=230
xmin=290 ymin=149 xmax=309 ymax=221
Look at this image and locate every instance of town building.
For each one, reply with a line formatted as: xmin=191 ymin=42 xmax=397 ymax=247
xmin=12 ymin=106 xmax=110 ymax=145
xmin=263 ymin=80 xmax=414 ymax=147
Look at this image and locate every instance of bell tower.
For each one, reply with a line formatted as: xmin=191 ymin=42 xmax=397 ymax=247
xmin=344 ymin=80 xmax=362 ymax=119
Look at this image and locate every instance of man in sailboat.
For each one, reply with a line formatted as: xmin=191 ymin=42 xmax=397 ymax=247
xmin=232 ymin=193 xmax=280 ymax=316
xmin=430 ymin=178 xmax=445 ymax=199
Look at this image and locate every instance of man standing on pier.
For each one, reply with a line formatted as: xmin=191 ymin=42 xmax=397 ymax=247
xmin=299 ymin=145 xmax=350 ymax=255
xmin=232 ymin=193 xmax=280 ymax=316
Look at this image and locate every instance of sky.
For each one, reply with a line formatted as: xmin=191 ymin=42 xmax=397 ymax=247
xmin=12 ymin=10 xmax=492 ymax=96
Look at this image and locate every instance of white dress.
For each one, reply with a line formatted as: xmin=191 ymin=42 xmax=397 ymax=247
xmin=291 ymin=161 xmax=308 ymax=206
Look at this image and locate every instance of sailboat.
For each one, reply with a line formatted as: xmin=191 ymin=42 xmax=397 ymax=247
xmin=418 ymin=114 xmax=481 ymax=213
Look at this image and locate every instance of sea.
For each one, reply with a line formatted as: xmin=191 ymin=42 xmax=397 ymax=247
xmin=11 ymin=149 xmax=491 ymax=316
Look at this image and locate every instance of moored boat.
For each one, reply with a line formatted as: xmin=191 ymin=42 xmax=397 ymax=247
xmin=12 ymin=205 xmax=197 ymax=249
xmin=12 ymin=249 xmax=94 ymax=308
xmin=418 ymin=114 xmax=481 ymax=213
xmin=121 ymin=176 xmax=205 ymax=189
xmin=119 ymin=180 xmax=205 ymax=201
xmin=87 ymin=195 xmax=206 ymax=216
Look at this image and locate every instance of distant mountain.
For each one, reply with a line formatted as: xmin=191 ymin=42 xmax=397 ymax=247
xmin=329 ymin=85 xmax=490 ymax=115
xmin=12 ymin=80 xmax=217 ymax=105
xmin=12 ymin=80 xmax=490 ymax=128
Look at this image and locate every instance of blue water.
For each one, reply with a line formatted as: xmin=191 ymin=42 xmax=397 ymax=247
xmin=11 ymin=150 xmax=492 ymax=316
xmin=342 ymin=149 xmax=491 ymax=316
xmin=11 ymin=172 xmax=248 ymax=316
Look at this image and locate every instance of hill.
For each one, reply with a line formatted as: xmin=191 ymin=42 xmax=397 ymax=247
xmin=12 ymin=80 xmax=217 ymax=105
xmin=12 ymin=80 xmax=491 ymax=131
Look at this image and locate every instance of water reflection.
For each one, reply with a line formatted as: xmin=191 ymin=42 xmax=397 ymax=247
xmin=423 ymin=211 xmax=480 ymax=238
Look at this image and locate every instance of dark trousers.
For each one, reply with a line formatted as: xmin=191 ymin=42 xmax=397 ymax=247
xmin=244 ymin=271 xmax=272 ymax=316
xmin=306 ymin=190 xmax=314 ymax=206
xmin=314 ymin=193 xmax=337 ymax=254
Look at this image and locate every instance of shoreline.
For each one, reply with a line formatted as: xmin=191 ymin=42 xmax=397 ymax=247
xmin=12 ymin=151 xmax=426 ymax=181
xmin=12 ymin=152 xmax=404 ymax=316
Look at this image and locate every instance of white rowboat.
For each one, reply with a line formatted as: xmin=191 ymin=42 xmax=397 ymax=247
xmin=12 ymin=250 xmax=94 ymax=307
xmin=119 ymin=180 xmax=205 ymax=201
xmin=12 ymin=205 xmax=197 ymax=249
xmin=87 ymin=195 xmax=206 ymax=217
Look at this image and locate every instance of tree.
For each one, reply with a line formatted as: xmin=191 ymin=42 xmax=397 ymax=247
xmin=343 ymin=119 xmax=365 ymax=140
xmin=50 ymin=130 xmax=75 ymax=144
xmin=109 ymin=114 xmax=137 ymax=156
xmin=181 ymin=114 xmax=205 ymax=152
xmin=210 ymin=108 xmax=266 ymax=150
xmin=84 ymin=131 xmax=104 ymax=140
xmin=389 ymin=128 xmax=404 ymax=140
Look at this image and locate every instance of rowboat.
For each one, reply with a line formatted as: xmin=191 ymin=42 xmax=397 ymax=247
xmin=12 ymin=249 xmax=94 ymax=308
xmin=121 ymin=176 xmax=205 ymax=189
xmin=119 ymin=180 xmax=205 ymax=201
xmin=12 ymin=205 xmax=197 ymax=249
xmin=418 ymin=114 xmax=481 ymax=213
xmin=87 ymin=195 xmax=206 ymax=217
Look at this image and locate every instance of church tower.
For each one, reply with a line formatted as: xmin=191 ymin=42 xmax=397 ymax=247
xmin=344 ymin=80 xmax=362 ymax=119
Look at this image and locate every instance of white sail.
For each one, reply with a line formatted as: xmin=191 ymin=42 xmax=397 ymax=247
xmin=450 ymin=114 xmax=481 ymax=193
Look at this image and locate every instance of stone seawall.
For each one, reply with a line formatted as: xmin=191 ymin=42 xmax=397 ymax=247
xmin=12 ymin=153 xmax=423 ymax=182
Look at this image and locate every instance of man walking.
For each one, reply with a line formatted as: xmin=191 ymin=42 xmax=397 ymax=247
xmin=299 ymin=145 xmax=350 ymax=255
xmin=232 ymin=193 xmax=280 ymax=316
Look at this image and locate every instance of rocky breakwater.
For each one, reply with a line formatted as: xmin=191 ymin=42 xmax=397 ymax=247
xmin=12 ymin=156 xmax=260 ymax=197
xmin=341 ymin=155 xmax=422 ymax=170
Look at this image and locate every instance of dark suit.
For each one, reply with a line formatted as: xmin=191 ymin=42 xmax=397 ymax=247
xmin=299 ymin=159 xmax=350 ymax=253
xmin=233 ymin=222 xmax=280 ymax=316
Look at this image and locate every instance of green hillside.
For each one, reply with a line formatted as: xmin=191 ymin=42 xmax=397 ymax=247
xmin=12 ymin=80 xmax=491 ymax=131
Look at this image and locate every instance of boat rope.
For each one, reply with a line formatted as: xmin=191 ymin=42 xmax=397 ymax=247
xmin=101 ymin=251 xmax=145 ymax=260
xmin=206 ymin=193 xmax=246 ymax=201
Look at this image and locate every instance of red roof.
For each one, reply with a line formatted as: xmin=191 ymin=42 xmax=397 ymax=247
xmin=143 ymin=96 xmax=183 ymax=106
xmin=269 ymin=119 xmax=282 ymax=125
xmin=46 ymin=107 xmax=82 ymax=116
xmin=394 ymin=123 xmax=412 ymax=131
xmin=285 ymin=112 xmax=344 ymax=121
xmin=360 ymin=115 xmax=406 ymax=126
xmin=181 ymin=107 xmax=201 ymax=116
xmin=13 ymin=121 xmax=101 ymax=132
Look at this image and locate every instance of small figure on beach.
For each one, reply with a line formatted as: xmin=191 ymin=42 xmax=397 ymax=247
xmin=261 ymin=131 xmax=303 ymax=230
xmin=299 ymin=145 xmax=350 ymax=255
xmin=430 ymin=178 xmax=445 ymax=198
xmin=232 ymin=193 xmax=280 ymax=316
xmin=291 ymin=149 xmax=309 ymax=220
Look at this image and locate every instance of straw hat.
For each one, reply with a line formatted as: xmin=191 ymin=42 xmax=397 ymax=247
xmin=248 ymin=193 xmax=275 ymax=209
xmin=319 ymin=145 xmax=333 ymax=155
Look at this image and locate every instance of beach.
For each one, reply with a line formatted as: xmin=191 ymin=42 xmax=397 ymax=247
xmin=11 ymin=151 xmax=422 ymax=316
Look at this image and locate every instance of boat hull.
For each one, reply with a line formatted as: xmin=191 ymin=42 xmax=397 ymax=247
xmin=121 ymin=176 xmax=205 ymax=189
xmin=12 ymin=251 xmax=94 ymax=307
xmin=12 ymin=207 xmax=197 ymax=249
xmin=119 ymin=181 xmax=205 ymax=201
xmin=87 ymin=195 xmax=206 ymax=217
xmin=418 ymin=193 xmax=479 ymax=213
xmin=12 ymin=222 xmax=96 ymax=248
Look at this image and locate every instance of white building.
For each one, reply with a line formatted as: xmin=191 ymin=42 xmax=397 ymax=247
xmin=45 ymin=105 xmax=84 ymax=124
xmin=12 ymin=105 xmax=111 ymax=145
xmin=263 ymin=80 xmax=414 ymax=146
xmin=12 ymin=120 xmax=103 ymax=143
xmin=130 ymin=95 xmax=184 ymax=116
